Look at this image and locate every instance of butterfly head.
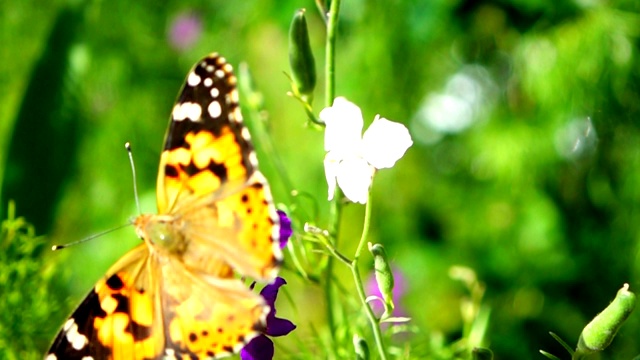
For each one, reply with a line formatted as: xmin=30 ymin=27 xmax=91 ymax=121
xmin=134 ymin=214 xmax=186 ymax=255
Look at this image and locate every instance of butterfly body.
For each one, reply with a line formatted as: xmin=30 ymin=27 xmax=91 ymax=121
xmin=47 ymin=53 xmax=282 ymax=360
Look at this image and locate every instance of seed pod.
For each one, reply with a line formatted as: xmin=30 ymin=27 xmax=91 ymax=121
xmin=369 ymin=243 xmax=394 ymax=315
xmin=288 ymin=9 xmax=316 ymax=97
xmin=576 ymin=283 xmax=636 ymax=355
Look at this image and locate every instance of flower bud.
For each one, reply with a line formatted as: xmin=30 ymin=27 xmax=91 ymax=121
xmin=353 ymin=334 xmax=370 ymax=360
xmin=288 ymin=9 xmax=316 ymax=97
xmin=472 ymin=347 xmax=494 ymax=360
xmin=369 ymin=243 xmax=394 ymax=316
xmin=576 ymin=283 xmax=636 ymax=355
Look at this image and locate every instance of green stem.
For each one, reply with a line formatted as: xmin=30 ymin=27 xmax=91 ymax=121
xmin=353 ymin=201 xmax=371 ymax=260
xmin=324 ymin=194 xmax=341 ymax=348
xmin=325 ymin=0 xmax=340 ymax=107
xmin=351 ymin=193 xmax=387 ymax=360
xmin=323 ymin=0 xmax=342 ymax=349
xmin=323 ymin=235 xmax=352 ymax=266
xmin=289 ymin=91 xmax=323 ymax=125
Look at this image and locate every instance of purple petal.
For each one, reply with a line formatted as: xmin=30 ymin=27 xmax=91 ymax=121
xmin=240 ymin=335 xmax=274 ymax=360
xmin=266 ymin=316 xmax=296 ymax=337
xmin=259 ymin=277 xmax=297 ymax=336
xmin=277 ymin=210 xmax=292 ymax=248
xmin=260 ymin=277 xmax=287 ymax=308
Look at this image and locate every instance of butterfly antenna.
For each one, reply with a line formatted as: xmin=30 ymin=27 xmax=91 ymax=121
xmin=51 ymin=223 xmax=130 ymax=250
xmin=126 ymin=142 xmax=142 ymax=215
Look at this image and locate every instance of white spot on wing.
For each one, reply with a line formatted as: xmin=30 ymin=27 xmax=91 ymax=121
xmin=206 ymin=65 xmax=214 ymax=73
xmin=45 ymin=355 xmax=56 ymax=360
xmin=241 ymin=127 xmax=252 ymax=141
xmin=187 ymin=72 xmax=201 ymax=86
xmin=210 ymin=87 xmax=219 ymax=98
xmin=229 ymin=108 xmax=243 ymax=123
xmin=229 ymin=89 xmax=239 ymax=103
xmin=172 ymin=104 xmax=186 ymax=121
xmin=208 ymin=101 xmax=222 ymax=118
xmin=215 ymin=69 xmax=225 ymax=79
xmin=204 ymin=77 xmax=213 ymax=87
xmin=248 ymin=151 xmax=259 ymax=167
xmin=63 ymin=319 xmax=89 ymax=350
xmin=172 ymin=102 xmax=202 ymax=122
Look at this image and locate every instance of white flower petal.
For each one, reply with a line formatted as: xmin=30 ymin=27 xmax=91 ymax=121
xmin=321 ymin=97 xmax=364 ymax=152
xmin=362 ymin=116 xmax=413 ymax=169
xmin=324 ymin=151 xmax=340 ymax=201
xmin=336 ymin=157 xmax=375 ymax=204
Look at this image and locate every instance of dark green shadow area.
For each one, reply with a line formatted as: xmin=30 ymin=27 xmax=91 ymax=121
xmin=2 ymin=6 xmax=84 ymax=234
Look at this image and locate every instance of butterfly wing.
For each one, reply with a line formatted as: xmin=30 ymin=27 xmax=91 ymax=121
xmin=46 ymin=244 xmax=164 ymax=359
xmin=158 ymin=256 xmax=267 ymax=358
xmin=47 ymin=244 xmax=266 ymax=360
xmin=157 ymin=54 xmax=252 ymax=211
xmin=156 ymin=54 xmax=281 ymax=280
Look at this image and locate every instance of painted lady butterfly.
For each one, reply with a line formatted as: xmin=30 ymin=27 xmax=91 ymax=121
xmin=47 ymin=53 xmax=282 ymax=359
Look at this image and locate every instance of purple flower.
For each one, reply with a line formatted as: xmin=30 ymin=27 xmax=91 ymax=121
xmin=241 ymin=277 xmax=296 ymax=360
xmin=168 ymin=12 xmax=202 ymax=51
xmin=277 ymin=210 xmax=292 ymax=249
xmin=366 ymin=266 xmax=408 ymax=317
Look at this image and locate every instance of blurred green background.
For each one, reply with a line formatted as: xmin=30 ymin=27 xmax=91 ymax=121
xmin=2 ymin=0 xmax=640 ymax=358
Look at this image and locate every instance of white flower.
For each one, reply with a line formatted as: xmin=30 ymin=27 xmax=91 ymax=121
xmin=321 ymin=97 xmax=413 ymax=204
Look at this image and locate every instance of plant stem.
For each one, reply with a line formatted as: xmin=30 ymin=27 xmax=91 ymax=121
xmin=323 ymin=0 xmax=342 ymax=350
xmin=324 ymin=194 xmax=341 ymax=349
xmin=323 ymin=236 xmax=353 ymax=266
xmin=325 ymin=0 xmax=340 ymax=107
xmin=351 ymin=193 xmax=387 ymax=360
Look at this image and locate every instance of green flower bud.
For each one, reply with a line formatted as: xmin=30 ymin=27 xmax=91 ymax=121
xmin=472 ymin=347 xmax=494 ymax=360
xmin=576 ymin=283 xmax=636 ymax=355
xmin=288 ymin=9 xmax=316 ymax=97
xmin=353 ymin=334 xmax=370 ymax=360
xmin=369 ymin=243 xmax=394 ymax=317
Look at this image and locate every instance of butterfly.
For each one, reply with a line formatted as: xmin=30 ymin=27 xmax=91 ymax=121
xmin=46 ymin=53 xmax=283 ymax=360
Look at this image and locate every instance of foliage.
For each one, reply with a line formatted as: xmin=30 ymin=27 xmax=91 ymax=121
xmin=2 ymin=0 xmax=640 ymax=359
xmin=0 ymin=202 xmax=68 ymax=359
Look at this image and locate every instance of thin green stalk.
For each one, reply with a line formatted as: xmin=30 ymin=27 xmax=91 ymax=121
xmin=325 ymin=0 xmax=340 ymax=107
xmin=351 ymin=266 xmax=387 ymax=360
xmin=351 ymin=193 xmax=388 ymax=360
xmin=323 ymin=0 xmax=342 ymax=348
xmin=324 ymin=194 xmax=341 ymax=348
xmin=353 ymin=200 xmax=371 ymax=260
xmin=323 ymin=235 xmax=353 ymax=266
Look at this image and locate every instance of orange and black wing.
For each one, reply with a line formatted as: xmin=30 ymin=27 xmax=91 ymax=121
xmin=156 ymin=53 xmax=282 ymax=280
xmin=46 ymin=245 xmax=267 ymax=360
xmin=46 ymin=245 xmax=164 ymax=360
